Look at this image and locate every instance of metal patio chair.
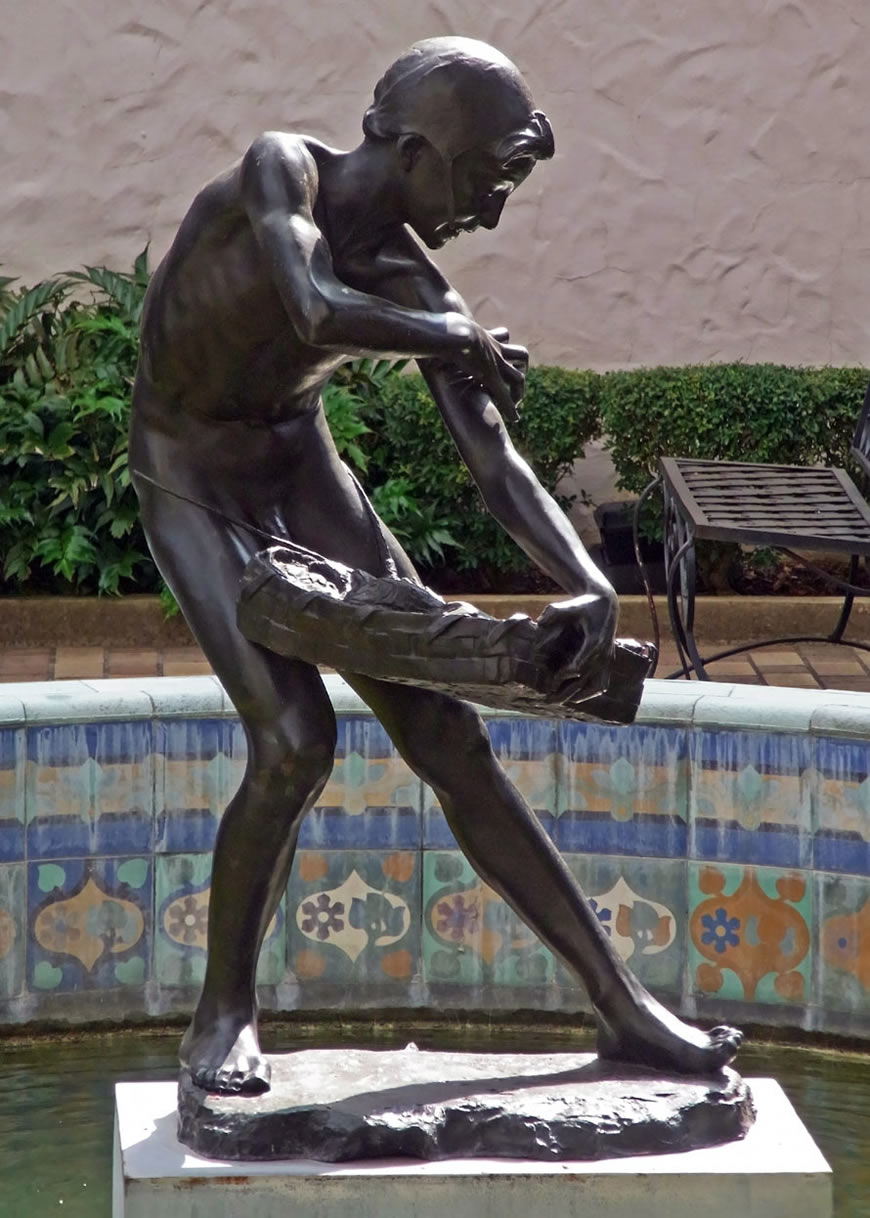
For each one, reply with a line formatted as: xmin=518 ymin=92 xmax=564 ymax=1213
xmin=634 ymin=380 xmax=870 ymax=679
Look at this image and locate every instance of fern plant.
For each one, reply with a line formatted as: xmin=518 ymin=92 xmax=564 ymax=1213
xmin=0 ymin=278 xmax=73 ymax=380
xmin=0 ymin=251 xmax=156 ymax=595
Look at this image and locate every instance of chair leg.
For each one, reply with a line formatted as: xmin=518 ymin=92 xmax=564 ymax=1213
xmin=829 ymin=554 xmax=859 ymax=644
xmin=662 ymin=483 xmax=708 ymax=680
xmin=632 ymin=476 xmax=663 ymax=675
xmin=666 ymin=539 xmax=709 ymax=679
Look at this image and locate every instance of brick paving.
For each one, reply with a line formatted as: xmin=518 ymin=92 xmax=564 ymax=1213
xmin=1 ymin=640 xmax=868 ymax=692
xmin=646 ymin=641 xmax=870 ymax=690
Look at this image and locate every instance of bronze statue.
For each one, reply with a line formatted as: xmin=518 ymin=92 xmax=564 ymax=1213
xmin=130 ymin=37 xmax=741 ymax=1095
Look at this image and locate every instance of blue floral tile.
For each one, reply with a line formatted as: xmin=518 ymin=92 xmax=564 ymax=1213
xmin=555 ymin=722 xmax=688 ymax=858
xmin=302 ymin=716 xmax=421 ymax=850
xmin=0 ymin=728 xmax=25 ymax=863
xmin=561 ymin=854 xmax=687 ymax=999
xmin=154 ymin=719 xmax=226 ymax=854
xmin=814 ymin=737 xmax=870 ymax=875
xmin=154 ymin=854 xmax=211 ymax=990
xmin=28 ymin=856 xmax=152 ymax=993
xmin=155 ymin=852 xmax=285 ymax=989
xmin=0 ymin=864 xmax=25 ymax=999
xmin=288 ymin=850 xmax=420 ymax=995
xmin=26 ymin=722 xmax=154 ymax=859
xmin=690 ymin=730 xmax=813 ymax=869
xmin=424 ymin=717 xmax=557 ymax=849
xmin=422 ymin=851 xmax=555 ymax=990
xmin=688 ymin=862 xmax=812 ymax=1006
xmin=816 ymin=871 xmax=870 ymax=1018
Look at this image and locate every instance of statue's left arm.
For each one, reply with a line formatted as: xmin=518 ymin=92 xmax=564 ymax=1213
xmin=365 ymin=237 xmax=619 ymax=654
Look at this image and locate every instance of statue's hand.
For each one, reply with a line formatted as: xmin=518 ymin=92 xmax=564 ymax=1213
xmin=434 ymin=328 xmax=528 ymax=410
xmin=445 ymin=315 xmax=527 ymax=420
xmin=486 ymin=327 xmax=529 ymax=380
xmin=535 ymin=589 xmax=619 ymax=697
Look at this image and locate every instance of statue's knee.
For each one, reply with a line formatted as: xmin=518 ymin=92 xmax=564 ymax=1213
xmin=250 ymin=723 xmax=336 ymax=798
xmin=438 ymin=698 xmax=490 ymax=747
xmin=287 ymin=739 xmax=335 ymax=794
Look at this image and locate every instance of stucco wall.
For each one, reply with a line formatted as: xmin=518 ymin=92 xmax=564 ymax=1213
xmin=3 ymin=0 xmax=870 ymax=369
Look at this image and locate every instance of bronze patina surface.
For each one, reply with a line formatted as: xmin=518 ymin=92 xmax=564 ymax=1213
xmin=131 ymin=36 xmax=741 ymax=1103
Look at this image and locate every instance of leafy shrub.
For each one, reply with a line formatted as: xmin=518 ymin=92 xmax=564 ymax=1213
xmin=12 ymin=256 xmax=865 ymax=600
xmin=600 ymin=363 xmax=868 ymax=496
xmin=345 ymin=364 xmax=603 ymax=581
xmin=324 ymin=360 xmax=459 ymax=565
xmin=0 ymin=252 xmax=156 ymax=594
xmin=599 ymin=362 xmax=868 ymax=590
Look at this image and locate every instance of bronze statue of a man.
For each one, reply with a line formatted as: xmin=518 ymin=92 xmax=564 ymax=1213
xmin=130 ymin=37 xmax=740 ymax=1094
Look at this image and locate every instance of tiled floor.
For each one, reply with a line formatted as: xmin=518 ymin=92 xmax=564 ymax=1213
xmin=1 ymin=641 xmax=869 ymax=690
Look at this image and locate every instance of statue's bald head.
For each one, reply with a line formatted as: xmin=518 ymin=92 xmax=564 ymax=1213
xmin=363 ymin=37 xmax=554 ymax=165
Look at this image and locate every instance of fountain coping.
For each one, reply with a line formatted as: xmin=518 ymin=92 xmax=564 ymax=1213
xmin=1 ymin=674 xmax=869 ymax=738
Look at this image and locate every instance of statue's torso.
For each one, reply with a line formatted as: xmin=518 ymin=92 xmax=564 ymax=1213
xmin=136 ymin=152 xmax=350 ymax=430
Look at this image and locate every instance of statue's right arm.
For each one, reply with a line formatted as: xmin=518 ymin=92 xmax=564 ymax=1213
xmin=239 ymin=133 xmax=519 ymax=418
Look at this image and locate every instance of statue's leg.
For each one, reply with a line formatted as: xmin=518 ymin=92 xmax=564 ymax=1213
xmin=136 ymin=478 xmax=337 ymax=1094
xmin=341 ymin=671 xmax=741 ymax=1075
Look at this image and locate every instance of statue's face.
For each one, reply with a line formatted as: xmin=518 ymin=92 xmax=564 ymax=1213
xmin=406 ymin=139 xmax=538 ymax=250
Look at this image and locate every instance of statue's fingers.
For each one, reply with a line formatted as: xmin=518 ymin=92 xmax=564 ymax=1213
xmin=502 ymin=360 xmax=526 ymax=405
xmin=489 ymin=371 xmax=521 ymax=421
xmin=501 ymin=343 xmax=529 ymax=373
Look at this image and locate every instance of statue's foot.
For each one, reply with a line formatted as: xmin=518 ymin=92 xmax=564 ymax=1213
xmin=594 ymin=988 xmax=742 ymax=1076
xmin=180 ymin=1012 xmax=271 ymax=1095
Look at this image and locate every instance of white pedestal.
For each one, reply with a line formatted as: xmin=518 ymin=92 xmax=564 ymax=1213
xmin=114 ymin=1078 xmax=831 ymax=1218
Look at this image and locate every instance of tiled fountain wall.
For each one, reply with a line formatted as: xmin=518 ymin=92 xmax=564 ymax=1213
xmin=1 ymin=674 xmax=870 ymax=1036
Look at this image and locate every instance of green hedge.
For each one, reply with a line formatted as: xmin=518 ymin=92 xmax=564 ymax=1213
xmin=600 ymin=362 xmax=868 ymax=497
xmin=0 ymin=260 xmax=602 ymax=592
xmin=1 ymin=254 xmax=866 ymax=597
xmin=341 ymin=363 xmax=602 ymax=580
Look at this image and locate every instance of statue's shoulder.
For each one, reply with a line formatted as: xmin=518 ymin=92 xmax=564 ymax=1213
xmin=241 ymin=131 xmax=323 ymax=200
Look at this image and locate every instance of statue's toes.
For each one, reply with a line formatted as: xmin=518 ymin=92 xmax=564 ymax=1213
xmin=186 ymin=1058 xmax=270 ymax=1096
xmin=235 ymin=1067 xmax=271 ymax=1096
xmin=216 ymin=1058 xmax=271 ymax=1096
xmin=711 ymin=1025 xmax=743 ymax=1049
xmin=190 ymin=1066 xmax=219 ymax=1092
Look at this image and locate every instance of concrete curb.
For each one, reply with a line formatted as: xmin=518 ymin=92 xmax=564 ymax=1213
xmin=1 ymin=594 xmax=868 ymax=649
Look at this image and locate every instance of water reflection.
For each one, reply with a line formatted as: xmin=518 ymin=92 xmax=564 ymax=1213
xmin=1 ymin=1028 xmax=869 ymax=1217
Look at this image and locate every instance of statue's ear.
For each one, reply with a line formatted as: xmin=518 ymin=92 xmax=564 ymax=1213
xmin=397 ymin=132 xmax=427 ymax=171
xmin=532 ymin=110 xmax=555 ymax=156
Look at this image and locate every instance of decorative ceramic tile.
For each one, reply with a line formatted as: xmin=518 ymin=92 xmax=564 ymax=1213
xmin=288 ymin=850 xmax=420 ymax=992
xmin=27 ymin=856 xmax=152 ymax=992
xmin=26 ymin=722 xmax=154 ymax=859
xmin=562 ymin=854 xmax=687 ymax=998
xmin=302 ymin=716 xmax=421 ymax=850
xmin=814 ymin=738 xmax=870 ymax=875
xmin=155 ymin=852 xmax=285 ymax=989
xmin=0 ymin=728 xmax=25 ymax=862
xmin=424 ymin=717 xmax=557 ymax=849
xmin=816 ymin=871 xmax=870 ymax=1016
xmin=688 ymin=863 xmax=812 ymax=1005
xmin=0 ymin=864 xmax=25 ymax=999
xmin=690 ymin=730 xmax=813 ymax=868
xmin=555 ymin=722 xmax=688 ymax=858
xmin=422 ymin=852 xmax=555 ymax=990
xmin=154 ymin=719 xmax=226 ymax=854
